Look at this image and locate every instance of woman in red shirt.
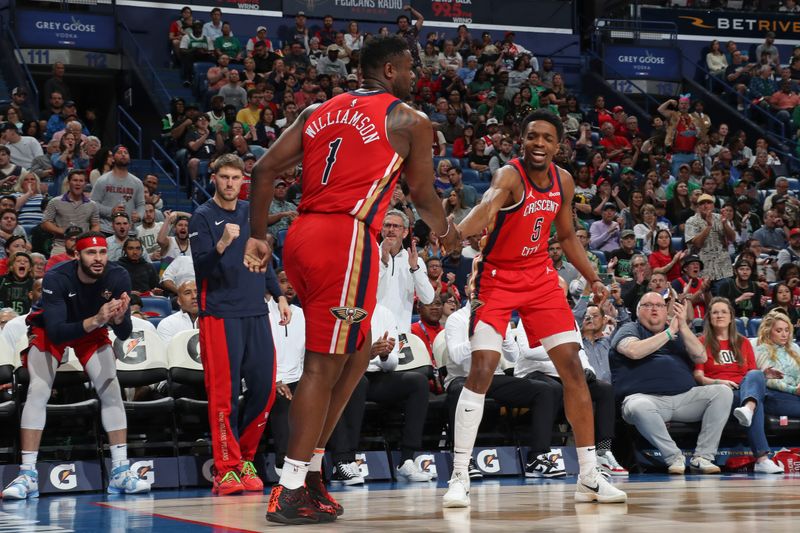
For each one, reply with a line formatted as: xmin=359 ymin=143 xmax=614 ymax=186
xmin=648 ymin=229 xmax=685 ymax=281
xmin=695 ymin=297 xmax=784 ymax=473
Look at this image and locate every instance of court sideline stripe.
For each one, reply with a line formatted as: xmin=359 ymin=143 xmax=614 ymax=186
xmin=92 ymin=502 xmax=262 ymax=533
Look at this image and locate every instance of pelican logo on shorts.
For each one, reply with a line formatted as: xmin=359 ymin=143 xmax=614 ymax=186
xmin=131 ymin=460 xmax=155 ymax=484
xmin=101 ymin=289 xmax=112 ymax=300
xmin=353 ymin=453 xmax=370 ymax=477
xmin=470 ymin=299 xmax=485 ymax=313
xmin=187 ymin=332 xmax=202 ymax=363
xmin=476 ymin=449 xmax=501 ymax=473
xmin=414 ymin=454 xmax=437 ymax=477
xmin=329 ymin=306 xmax=368 ymax=324
xmin=50 ymin=464 xmax=78 ymax=490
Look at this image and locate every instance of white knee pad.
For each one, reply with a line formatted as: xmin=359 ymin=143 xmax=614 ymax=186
xmin=20 ymin=347 xmax=58 ymax=431
xmin=470 ymin=321 xmax=503 ymax=353
xmin=85 ymin=346 xmax=127 ymax=433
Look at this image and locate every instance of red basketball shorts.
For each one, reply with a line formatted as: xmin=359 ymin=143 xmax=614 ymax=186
xmin=283 ymin=213 xmax=378 ymax=355
xmin=471 ymin=261 xmax=578 ymax=348
xmin=27 ymin=326 xmax=110 ymax=367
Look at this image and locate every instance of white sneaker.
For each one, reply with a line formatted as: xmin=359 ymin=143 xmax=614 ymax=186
xmin=442 ymin=471 xmax=470 ymax=508
xmin=108 ymin=464 xmax=151 ymax=494
xmin=2 ymin=470 xmax=39 ymax=499
xmin=396 ymin=459 xmax=432 ymax=482
xmin=733 ymin=406 xmax=754 ymax=427
xmin=689 ymin=456 xmax=721 ymax=474
xmin=597 ymin=451 xmax=629 ymax=477
xmin=348 ymin=461 xmax=366 ymax=484
xmin=575 ymin=468 xmax=627 ymax=503
xmin=754 ymin=457 xmax=784 ymax=474
xmin=524 ymin=452 xmax=567 ymax=478
xmin=667 ymin=455 xmax=686 ymax=475
xmin=331 ymin=461 xmax=363 ymax=485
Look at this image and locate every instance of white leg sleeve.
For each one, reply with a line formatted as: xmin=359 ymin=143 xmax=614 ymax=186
xmin=20 ymin=347 xmax=58 ymax=431
xmin=84 ymin=346 xmax=127 ymax=433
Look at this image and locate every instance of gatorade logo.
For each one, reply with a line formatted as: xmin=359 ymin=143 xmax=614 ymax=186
xmin=201 ymin=458 xmax=214 ymax=482
xmin=354 ymin=453 xmax=370 ymax=478
xmin=114 ymin=331 xmax=146 ymax=364
xmin=414 ymin=454 xmax=437 ymax=477
xmin=131 ymin=460 xmax=155 ymax=484
xmin=50 ymin=464 xmax=78 ymax=490
xmin=477 ymin=449 xmax=500 ymax=473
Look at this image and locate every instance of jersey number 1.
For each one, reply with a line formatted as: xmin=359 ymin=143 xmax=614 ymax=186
xmin=322 ymin=138 xmax=342 ymax=185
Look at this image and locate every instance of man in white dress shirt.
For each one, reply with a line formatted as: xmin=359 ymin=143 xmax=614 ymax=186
xmin=156 ymin=279 xmax=198 ymax=343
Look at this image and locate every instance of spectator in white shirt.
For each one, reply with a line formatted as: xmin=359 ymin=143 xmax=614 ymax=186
xmin=267 ymin=268 xmax=305 ymax=473
xmin=157 ymin=211 xmax=192 ymax=262
xmin=377 ymin=209 xmax=434 ymax=334
xmin=161 ymin=255 xmax=194 ymax=295
xmin=156 ymin=279 xmax=198 ymax=343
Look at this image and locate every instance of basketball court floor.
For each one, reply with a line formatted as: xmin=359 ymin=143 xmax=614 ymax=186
xmin=1 ymin=474 xmax=798 ymax=532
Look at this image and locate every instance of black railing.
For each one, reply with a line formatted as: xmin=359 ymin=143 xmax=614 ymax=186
xmin=151 ymin=140 xmax=181 ymax=209
xmin=116 ymin=105 xmax=142 ymax=159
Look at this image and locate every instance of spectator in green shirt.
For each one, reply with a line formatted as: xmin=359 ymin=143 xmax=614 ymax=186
xmin=476 ymin=91 xmax=506 ymax=121
xmin=214 ymin=22 xmax=243 ymax=62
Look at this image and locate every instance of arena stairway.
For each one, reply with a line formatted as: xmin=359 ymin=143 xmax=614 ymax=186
xmin=153 ymin=67 xmax=193 ymax=104
xmin=129 ymin=158 xmax=193 ymax=212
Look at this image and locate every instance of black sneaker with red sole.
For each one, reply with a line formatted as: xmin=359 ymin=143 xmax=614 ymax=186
xmin=266 ymin=484 xmax=337 ymax=525
xmin=305 ymin=472 xmax=344 ymax=516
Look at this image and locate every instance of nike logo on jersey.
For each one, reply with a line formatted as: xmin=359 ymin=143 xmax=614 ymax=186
xmin=215 ymin=220 xmax=224 ymax=226
xmin=68 ymin=292 xmax=76 ymax=297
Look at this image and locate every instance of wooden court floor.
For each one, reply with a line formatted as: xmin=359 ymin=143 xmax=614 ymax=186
xmin=3 ymin=474 xmax=800 ymax=532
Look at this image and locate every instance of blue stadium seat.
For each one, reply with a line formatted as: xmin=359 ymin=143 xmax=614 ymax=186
xmin=277 ymin=229 xmax=288 ymax=249
xmin=462 ymin=169 xmax=480 ymax=184
xmin=142 ymin=296 xmax=172 ymax=318
xmin=747 ymin=318 xmax=762 ymax=338
xmin=444 ymin=145 xmax=454 ymax=157
xmin=591 ymin=250 xmax=607 ymax=266
xmin=671 ymin=237 xmax=684 ymax=251
xmin=473 ymin=182 xmax=490 ymax=195
xmin=735 ymin=318 xmax=747 ymax=336
xmin=433 ymin=156 xmax=461 ymax=169
xmin=148 ymin=316 xmax=163 ymax=328
xmin=460 ymin=158 xmax=470 ymax=169
xmin=786 ymin=178 xmax=800 ymax=191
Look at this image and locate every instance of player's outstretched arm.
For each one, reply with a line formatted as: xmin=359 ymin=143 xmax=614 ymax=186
xmin=456 ymin=166 xmax=516 ymax=239
xmin=554 ymin=168 xmax=604 ymax=295
xmin=391 ymin=104 xmax=450 ymax=240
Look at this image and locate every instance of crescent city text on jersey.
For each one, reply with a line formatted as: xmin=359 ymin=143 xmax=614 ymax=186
xmin=523 ymin=198 xmax=559 ymax=217
xmin=304 ymin=109 xmax=381 ymax=144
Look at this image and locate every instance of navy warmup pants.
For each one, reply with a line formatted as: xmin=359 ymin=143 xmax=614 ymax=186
xmin=199 ymin=314 xmax=276 ymax=473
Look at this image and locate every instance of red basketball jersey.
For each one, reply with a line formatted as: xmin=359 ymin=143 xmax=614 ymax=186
xmin=480 ymin=159 xmax=563 ymax=269
xmin=299 ymin=90 xmax=404 ymax=236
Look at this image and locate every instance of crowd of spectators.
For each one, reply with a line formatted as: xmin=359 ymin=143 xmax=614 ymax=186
xmin=2 ymin=4 xmax=800 ymax=478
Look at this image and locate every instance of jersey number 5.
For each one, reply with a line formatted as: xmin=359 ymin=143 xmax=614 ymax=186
xmin=530 ymin=217 xmax=544 ymax=242
xmin=322 ymin=138 xmax=342 ymax=185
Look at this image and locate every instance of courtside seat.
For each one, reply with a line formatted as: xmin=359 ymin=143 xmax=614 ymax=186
xmin=0 ymin=337 xmax=17 ymax=420
xmin=167 ymin=329 xmax=207 ymax=413
xmin=110 ymin=329 xmax=173 ymax=415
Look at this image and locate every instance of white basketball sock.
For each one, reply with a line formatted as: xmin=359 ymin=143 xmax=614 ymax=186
xmin=577 ymin=446 xmax=598 ymax=479
xmin=452 ymin=387 xmax=485 ymax=477
xmin=111 ymin=444 xmax=129 ymax=469
xmin=280 ymin=457 xmax=309 ymax=490
xmin=309 ymin=448 xmax=325 ymax=473
xmin=20 ymin=450 xmax=38 ymax=472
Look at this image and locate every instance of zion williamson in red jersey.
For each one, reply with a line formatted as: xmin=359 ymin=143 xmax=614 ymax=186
xmin=443 ymin=110 xmax=627 ymax=507
xmin=244 ymin=35 xmax=460 ymax=524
